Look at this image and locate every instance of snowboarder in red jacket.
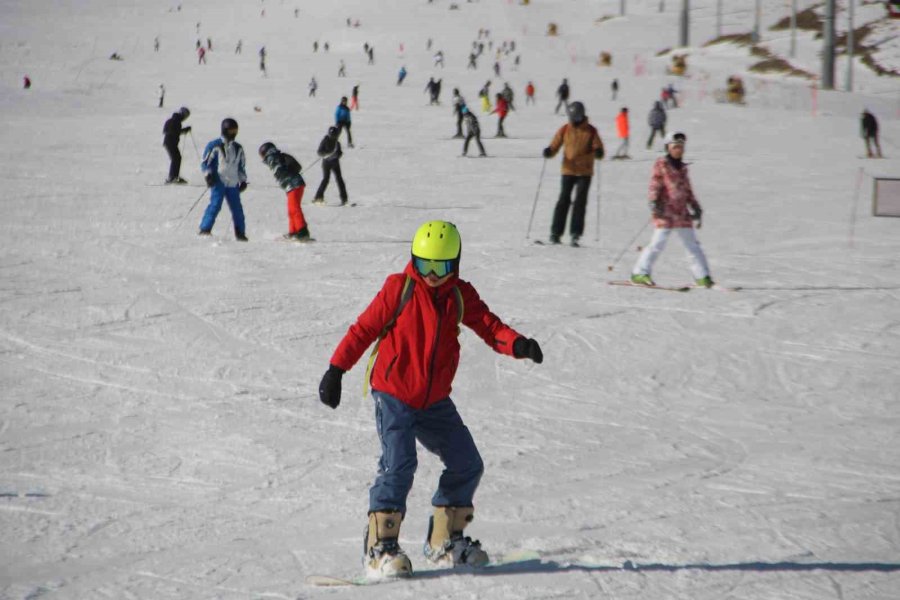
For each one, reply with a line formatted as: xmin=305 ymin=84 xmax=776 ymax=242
xmin=318 ymin=220 xmax=543 ymax=580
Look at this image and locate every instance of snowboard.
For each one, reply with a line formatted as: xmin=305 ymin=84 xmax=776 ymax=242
xmin=608 ymin=280 xmax=690 ymax=292
xmin=306 ymin=550 xmax=541 ymax=587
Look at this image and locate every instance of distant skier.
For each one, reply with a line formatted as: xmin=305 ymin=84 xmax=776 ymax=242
xmin=452 ymin=89 xmax=466 ymax=138
xmin=665 ymin=83 xmax=678 ymax=108
xmin=338 ymin=60 xmax=347 ymax=77
xmin=317 ymin=219 xmax=543 ymax=579
xmin=461 ymin=106 xmax=486 ymax=157
xmin=235 ymin=39 xmax=242 ymax=54
xmin=554 ymin=78 xmax=570 ymax=114
xmin=861 ymin=109 xmax=883 ymax=159
xmin=425 ymin=78 xmax=441 ymax=105
xmin=313 ymin=41 xmax=319 ymax=52
xmin=493 ymin=61 xmax=500 ymax=77
xmin=259 ymin=142 xmax=311 ymax=241
xmin=313 ymin=126 xmax=348 ymax=205
xmin=197 ymin=46 xmax=206 ymax=64
xmin=500 ymin=83 xmax=515 ymax=111
xmin=613 ymin=107 xmax=630 ymax=159
xmin=198 ymin=118 xmax=249 ymax=241
xmin=433 ymin=50 xmax=444 ymax=68
xmin=162 ymin=106 xmax=191 ymax=184
xmin=23 ymin=75 xmax=31 ymax=89
xmin=541 ymin=101 xmax=604 ymax=246
xmin=350 ymin=84 xmax=360 ymax=110
xmin=259 ymin=46 xmax=267 ymax=76
xmin=154 ymin=36 xmax=160 ymax=52
xmin=647 ymin=101 xmax=667 ymax=149
xmin=157 ymin=83 xmax=165 ymax=108
xmin=611 ymin=78 xmax=618 ymax=101
xmin=491 ymin=93 xmax=509 ymax=138
xmin=631 ymin=132 xmax=713 ymax=288
xmin=335 ymin=96 xmax=354 ymax=148
xmin=368 ymin=46 xmax=375 ymax=65
xmin=397 ymin=65 xmax=408 ymax=86
xmin=525 ymin=81 xmax=535 ymax=105
xmin=467 ymin=52 xmax=477 ymax=69
xmin=206 ymin=37 xmax=212 ymax=51
xmin=308 ymin=76 xmax=318 ymax=97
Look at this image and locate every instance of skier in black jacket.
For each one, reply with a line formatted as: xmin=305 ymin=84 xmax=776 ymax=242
xmin=861 ymin=109 xmax=883 ymax=158
xmin=555 ymin=79 xmax=570 ymax=114
xmin=162 ymin=107 xmax=191 ymax=183
xmin=313 ymin=126 xmax=348 ymax=205
xmin=461 ymin=106 xmax=486 ymax=157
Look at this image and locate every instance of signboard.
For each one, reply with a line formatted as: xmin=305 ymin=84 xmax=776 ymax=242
xmin=873 ymin=177 xmax=900 ymax=217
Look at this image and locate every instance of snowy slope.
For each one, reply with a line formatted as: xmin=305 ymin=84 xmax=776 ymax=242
xmin=2 ymin=1 xmax=900 ymax=599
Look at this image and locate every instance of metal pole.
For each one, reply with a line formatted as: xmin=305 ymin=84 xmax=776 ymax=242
xmin=790 ymin=0 xmax=797 ymax=58
xmin=752 ymin=0 xmax=761 ymax=43
xmin=680 ymin=0 xmax=689 ymax=47
xmin=822 ymin=0 xmax=836 ymax=89
xmin=620 ymin=0 xmax=625 ymax=17
xmin=594 ymin=168 xmax=601 ymax=243
xmin=846 ymin=0 xmax=855 ymax=92
xmin=526 ymin=158 xmax=547 ymax=239
xmin=716 ymin=0 xmax=722 ymax=38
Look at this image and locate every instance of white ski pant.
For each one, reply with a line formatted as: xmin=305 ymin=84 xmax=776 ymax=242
xmin=633 ymin=227 xmax=710 ymax=279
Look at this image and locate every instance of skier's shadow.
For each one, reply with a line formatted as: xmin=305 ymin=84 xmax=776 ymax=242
xmin=413 ymin=558 xmax=900 ymax=580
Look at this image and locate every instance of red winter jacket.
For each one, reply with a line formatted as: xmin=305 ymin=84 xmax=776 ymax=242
xmin=492 ymin=96 xmax=509 ymax=117
xmin=330 ymin=262 xmax=522 ymax=409
xmin=648 ymin=156 xmax=701 ymax=229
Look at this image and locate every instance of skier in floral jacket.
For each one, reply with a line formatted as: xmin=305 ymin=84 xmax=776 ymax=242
xmin=631 ymin=132 xmax=714 ymax=288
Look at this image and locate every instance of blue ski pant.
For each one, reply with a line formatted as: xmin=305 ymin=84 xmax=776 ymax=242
xmin=369 ymin=391 xmax=484 ymax=516
xmin=200 ymin=185 xmax=245 ymax=234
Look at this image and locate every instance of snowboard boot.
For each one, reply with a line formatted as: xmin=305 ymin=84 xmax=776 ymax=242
xmin=695 ymin=276 xmax=714 ymax=288
xmin=630 ymin=273 xmax=655 ymax=286
xmin=364 ymin=511 xmax=412 ymax=579
xmin=235 ymin=230 xmax=248 ymax=242
xmin=549 ymin=234 xmax=561 ymax=245
xmin=423 ymin=506 xmax=489 ymax=568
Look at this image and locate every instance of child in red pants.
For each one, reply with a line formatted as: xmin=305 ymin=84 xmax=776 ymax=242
xmin=258 ymin=142 xmax=311 ymax=241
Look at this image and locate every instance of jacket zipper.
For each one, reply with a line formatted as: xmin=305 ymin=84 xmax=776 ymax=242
xmin=422 ymin=291 xmax=444 ymax=406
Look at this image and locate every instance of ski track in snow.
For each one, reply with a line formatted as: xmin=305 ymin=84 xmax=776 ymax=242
xmin=2 ymin=0 xmax=900 ymax=599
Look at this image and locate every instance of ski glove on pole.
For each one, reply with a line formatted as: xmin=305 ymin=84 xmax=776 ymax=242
xmin=238 ymin=181 xmax=248 ymax=192
xmin=513 ymin=337 xmax=544 ymax=364
xmin=319 ymin=364 xmax=345 ymax=409
xmin=542 ymin=147 xmax=553 ymax=158
xmin=205 ymin=173 xmax=215 ymax=187
xmin=594 ymin=148 xmax=604 ymax=159
xmin=690 ymin=206 xmax=702 ymax=229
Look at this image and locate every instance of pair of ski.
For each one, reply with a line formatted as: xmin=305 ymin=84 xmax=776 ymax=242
xmin=306 ymin=549 xmax=540 ymax=587
xmin=608 ymin=280 xmax=741 ymax=292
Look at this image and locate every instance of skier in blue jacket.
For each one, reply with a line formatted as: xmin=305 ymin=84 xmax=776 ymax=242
xmin=335 ymin=97 xmax=354 ymax=148
xmin=199 ymin=118 xmax=249 ymax=241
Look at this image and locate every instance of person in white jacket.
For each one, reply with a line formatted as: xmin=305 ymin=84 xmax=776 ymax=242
xmin=198 ymin=118 xmax=249 ymax=240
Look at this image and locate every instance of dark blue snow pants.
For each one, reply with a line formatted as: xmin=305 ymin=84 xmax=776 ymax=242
xmin=369 ymin=391 xmax=484 ymax=516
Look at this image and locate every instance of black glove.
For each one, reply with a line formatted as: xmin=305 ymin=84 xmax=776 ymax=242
xmin=319 ymin=364 xmax=344 ymax=409
xmin=690 ymin=206 xmax=703 ymax=220
xmin=183 ymin=126 xmax=192 ymax=133
xmin=650 ymin=201 xmax=663 ymax=218
xmin=513 ymin=337 xmax=543 ymax=364
xmin=205 ymin=173 xmax=215 ymax=187
xmin=238 ymin=181 xmax=248 ymax=192
xmin=594 ymin=147 xmax=604 ymax=159
xmin=542 ymin=147 xmax=553 ymax=158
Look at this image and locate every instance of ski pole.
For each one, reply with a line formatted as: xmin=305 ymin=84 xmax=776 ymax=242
xmin=607 ymin=218 xmax=650 ymax=272
xmin=594 ymin=167 xmax=602 ymax=243
xmin=188 ymin=130 xmax=202 ymax=161
xmin=525 ymin=158 xmax=547 ymax=239
xmin=299 ymin=155 xmax=323 ymax=177
xmin=178 ymin=187 xmax=209 ymax=228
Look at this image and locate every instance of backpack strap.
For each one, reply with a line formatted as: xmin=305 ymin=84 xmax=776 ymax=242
xmin=362 ymin=276 xmax=416 ymax=397
xmin=361 ymin=278 xmax=464 ymax=398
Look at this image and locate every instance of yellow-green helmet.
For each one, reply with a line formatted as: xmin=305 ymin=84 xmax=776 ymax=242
xmin=411 ymin=221 xmax=461 ymax=260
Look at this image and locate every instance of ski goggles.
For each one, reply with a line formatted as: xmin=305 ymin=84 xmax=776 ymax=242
xmin=413 ymin=256 xmax=457 ymax=278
